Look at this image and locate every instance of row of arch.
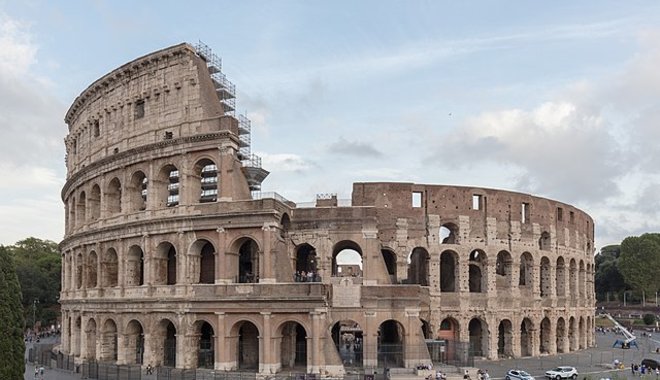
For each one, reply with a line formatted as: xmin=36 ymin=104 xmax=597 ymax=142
xmin=65 ymin=158 xmax=219 ymax=233
xmin=62 ymin=236 xmax=593 ymax=302
xmin=62 ymin=312 xmax=594 ymax=370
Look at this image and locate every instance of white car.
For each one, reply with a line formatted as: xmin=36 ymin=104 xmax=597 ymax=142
xmin=506 ymin=369 xmax=535 ymax=380
xmin=545 ymin=366 xmax=578 ymax=379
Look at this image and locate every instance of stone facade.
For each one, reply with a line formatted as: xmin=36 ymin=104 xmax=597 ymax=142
xmin=59 ymin=43 xmax=596 ymax=376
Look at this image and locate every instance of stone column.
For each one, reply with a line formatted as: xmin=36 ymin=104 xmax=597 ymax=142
xmin=310 ymin=310 xmax=323 ymax=373
xmin=362 ymin=228 xmax=379 ymax=285
xmin=215 ymin=228 xmax=228 ymax=284
xmin=404 ymin=308 xmax=425 ymax=367
xmin=486 ymin=318 xmax=498 ymax=360
xmin=260 ymin=312 xmax=275 ymax=373
xmin=363 ymin=311 xmax=378 ymax=368
xmin=116 ymin=333 xmax=128 ymax=365
xmin=61 ymin=311 xmax=70 ymax=353
xmin=215 ymin=312 xmax=229 ymax=370
xmin=261 ymin=224 xmax=276 ymax=283
xmin=117 ymin=239 xmax=125 ymax=289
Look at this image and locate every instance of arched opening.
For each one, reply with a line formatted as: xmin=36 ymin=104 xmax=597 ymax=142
xmin=540 ymin=257 xmax=551 ymax=297
xmin=437 ymin=317 xmax=459 ymax=342
xmin=440 ymin=250 xmax=458 ymax=292
xmin=197 ymin=159 xmax=218 ymax=203
xmin=332 ymin=320 xmax=363 ymax=367
xmin=154 ymin=242 xmax=177 ymax=285
xmin=102 ymin=248 xmax=118 ymax=287
xmin=200 ymin=242 xmax=216 ymax=284
xmin=519 ymin=252 xmax=534 ymax=291
xmin=569 ymin=259 xmax=577 ymax=296
xmin=556 ymin=317 xmax=567 ymax=353
xmin=125 ymin=320 xmax=145 ymax=365
xmin=68 ymin=196 xmax=76 ymax=231
xmin=497 ymin=319 xmax=513 ymax=358
xmin=556 ymin=257 xmax=566 ymax=297
xmin=578 ymin=260 xmax=586 ymax=298
xmin=74 ymin=317 xmax=82 ymax=356
xmin=106 ymin=178 xmax=122 ymax=215
xmin=238 ymin=239 xmax=259 ymax=283
xmin=85 ymin=319 xmax=97 ymax=360
xmin=75 ymin=253 xmax=83 ymax=289
xmin=128 ymin=170 xmax=148 ymax=212
xmin=468 ymin=318 xmax=488 ymax=357
xmin=538 ymin=231 xmax=551 ymax=251
xmin=126 ymin=246 xmax=144 ymax=286
xmin=579 ymin=316 xmax=585 ymax=349
xmin=407 ymin=247 xmax=429 ymax=286
xmin=496 ymin=250 xmax=513 ymax=290
xmin=295 ymin=243 xmax=318 ymax=280
xmin=279 ymin=322 xmax=307 ymax=370
xmin=100 ymin=319 xmax=118 ymax=362
xmin=332 ymin=241 xmax=363 ymax=277
xmin=280 ymin=214 xmax=291 ymax=236
xmin=77 ymin=191 xmax=87 ymax=225
xmin=520 ymin=318 xmax=533 ymax=357
xmin=439 ymin=223 xmax=459 ymax=244
xmin=469 ymin=249 xmax=487 ymax=293
xmin=540 ymin=317 xmax=551 ymax=354
xmin=86 ymin=251 xmax=98 ymax=288
xmin=197 ymin=321 xmax=215 ymax=369
xmin=162 ymin=320 xmax=177 ymax=367
xmin=378 ymin=320 xmax=404 ymax=368
xmin=155 ymin=164 xmax=179 ymax=208
xmin=568 ymin=317 xmax=577 ymax=351
xmin=89 ymin=184 xmax=101 ymax=221
xmin=381 ymin=249 xmax=397 ymax=283
xmin=236 ymin=321 xmax=259 ymax=370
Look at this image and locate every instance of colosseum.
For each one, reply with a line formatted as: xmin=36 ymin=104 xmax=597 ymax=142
xmin=59 ymin=42 xmax=596 ymax=376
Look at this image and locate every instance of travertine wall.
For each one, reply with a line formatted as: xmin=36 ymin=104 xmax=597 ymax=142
xmin=60 ymin=43 xmax=595 ymax=376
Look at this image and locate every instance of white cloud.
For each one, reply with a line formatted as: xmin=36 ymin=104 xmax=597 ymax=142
xmin=0 ymin=13 xmax=66 ymax=245
xmin=258 ymin=152 xmax=314 ymax=172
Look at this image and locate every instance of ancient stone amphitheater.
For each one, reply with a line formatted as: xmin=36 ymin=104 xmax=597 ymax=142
xmin=59 ymin=43 xmax=595 ymax=376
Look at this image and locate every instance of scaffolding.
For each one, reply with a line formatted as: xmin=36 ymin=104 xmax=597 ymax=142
xmin=194 ymin=41 xmax=235 ymax=116
xmin=193 ymin=41 xmax=269 ymax=192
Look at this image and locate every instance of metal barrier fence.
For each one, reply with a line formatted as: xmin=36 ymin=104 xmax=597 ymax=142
xmin=80 ymin=361 xmax=143 ymax=380
xmin=159 ymin=368 xmax=258 ymax=380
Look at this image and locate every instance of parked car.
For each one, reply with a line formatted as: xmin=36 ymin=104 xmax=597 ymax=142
xmin=641 ymin=358 xmax=660 ymax=370
xmin=545 ymin=366 xmax=578 ymax=379
xmin=505 ymin=369 xmax=535 ymax=380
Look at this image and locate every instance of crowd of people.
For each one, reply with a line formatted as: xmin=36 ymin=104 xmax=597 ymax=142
xmin=631 ymin=362 xmax=660 ymax=377
xmin=294 ymin=270 xmax=321 ymax=282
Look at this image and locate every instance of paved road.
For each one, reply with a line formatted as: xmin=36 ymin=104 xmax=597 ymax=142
xmin=23 ymin=331 xmax=660 ymax=380
xmin=473 ymin=331 xmax=660 ymax=379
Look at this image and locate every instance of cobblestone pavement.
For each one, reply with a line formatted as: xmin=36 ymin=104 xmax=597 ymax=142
xmin=23 ymin=331 xmax=660 ymax=380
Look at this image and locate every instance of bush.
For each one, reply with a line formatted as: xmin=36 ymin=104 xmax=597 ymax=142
xmin=643 ymin=313 xmax=656 ymax=325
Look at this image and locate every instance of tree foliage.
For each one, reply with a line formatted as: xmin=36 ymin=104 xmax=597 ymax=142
xmin=0 ymin=245 xmax=27 ymax=379
xmin=8 ymin=237 xmax=61 ymax=327
xmin=618 ymin=233 xmax=660 ymax=296
xmin=594 ymin=244 xmax=627 ymax=299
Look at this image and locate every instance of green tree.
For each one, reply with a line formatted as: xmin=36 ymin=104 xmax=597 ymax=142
xmin=0 ymin=245 xmax=26 ymax=379
xmin=9 ymin=237 xmax=61 ymax=327
xmin=618 ymin=233 xmax=660 ymax=298
xmin=594 ymin=244 xmax=627 ymax=300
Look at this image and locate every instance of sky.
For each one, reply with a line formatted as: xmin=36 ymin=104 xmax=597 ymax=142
xmin=0 ymin=1 xmax=659 ymax=250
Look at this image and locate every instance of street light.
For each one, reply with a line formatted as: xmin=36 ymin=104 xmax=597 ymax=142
xmin=32 ymin=299 xmax=39 ymax=330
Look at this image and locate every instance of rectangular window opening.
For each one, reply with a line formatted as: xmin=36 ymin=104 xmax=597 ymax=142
xmin=472 ymin=194 xmax=482 ymax=210
xmin=412 ymin=192 xmax=422 ymax=208
xmin=135 ymin=100 xmax=145 ymax=119
xmin=569 ymin=211 xmax=575 ymax=224
xmin=522 ymin=202 xmax=530 ymax=224
xmin=557 ymin=207 xmax=563 ymax=221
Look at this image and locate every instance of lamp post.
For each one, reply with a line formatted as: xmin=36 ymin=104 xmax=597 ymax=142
xmin=32 ymin=299 xmax=39 ymax=330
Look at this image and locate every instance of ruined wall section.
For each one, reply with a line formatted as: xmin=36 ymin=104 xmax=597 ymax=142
xmin=352 ymin=182 xmax=594 ymax=254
